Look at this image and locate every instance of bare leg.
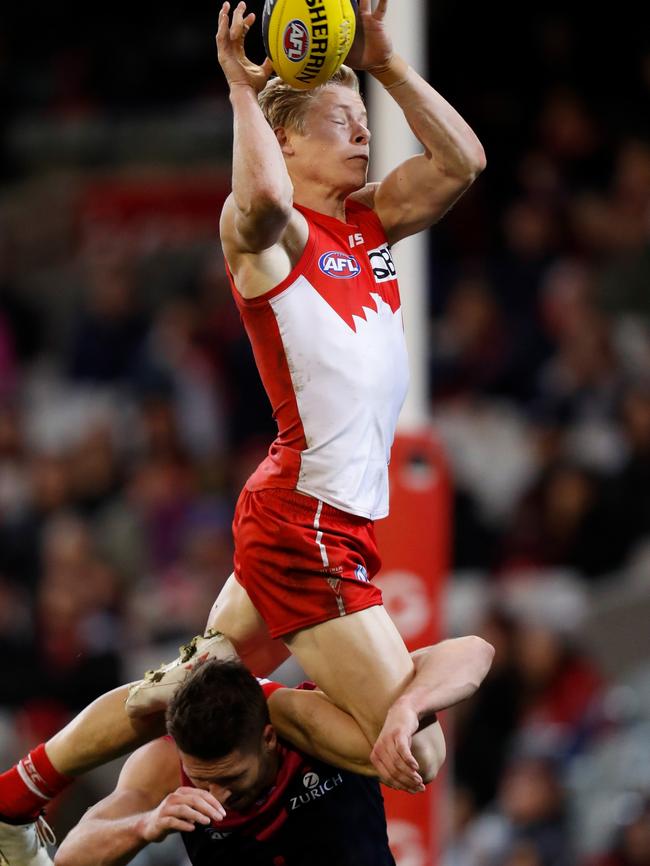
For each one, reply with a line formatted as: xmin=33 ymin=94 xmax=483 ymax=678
xmin=285 ymin=605 xmax=442 ymax=782
xmin=45 ymin=686 xmax=165 ymax=776
xmin=207 ymin=582 xmax=441 ymax=784
xmin=286 ymin=606 xmax=413 ymax=738
xmin=37 ymin=582 xmax=434 ymax=787
xmin=205 ymin=574 xmax=290 ymax=675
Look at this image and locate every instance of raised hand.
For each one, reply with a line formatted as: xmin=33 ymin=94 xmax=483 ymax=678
xmin=140 ymin=787 xmax=226 ymax=842
xmin=216 ymin=1 xmax=274 ymax=92
xmin=345 ymin=0 xmax=393 ymax=72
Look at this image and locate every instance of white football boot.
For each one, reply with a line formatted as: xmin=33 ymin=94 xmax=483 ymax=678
xmin=0 ymin=815 xmax=55 ymax=865
xmin=125 ymin=629 xmax=238 ymax=717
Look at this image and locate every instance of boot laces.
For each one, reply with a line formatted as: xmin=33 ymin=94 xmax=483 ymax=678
xmin=35 ymin=816 xmax=56 ymax=848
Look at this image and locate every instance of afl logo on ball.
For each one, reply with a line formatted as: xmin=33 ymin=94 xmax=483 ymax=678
xmin=318 ymin=251 xmax=362 ymax=279
xmin=283 ymin=20 xmax=309 ymax=63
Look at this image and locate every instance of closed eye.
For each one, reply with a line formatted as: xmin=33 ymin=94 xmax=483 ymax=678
xmin=217 ymin=773 xmax=245 ymax=784
xmin=192 ymin=772 xmax=245 ymax=785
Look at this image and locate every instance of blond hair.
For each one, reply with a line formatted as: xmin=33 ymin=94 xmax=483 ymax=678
xmin=258 ymin=66 xmax=360 ymax=133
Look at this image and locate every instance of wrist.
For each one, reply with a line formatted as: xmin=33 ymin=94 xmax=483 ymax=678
xmin=228 ymin=82 xmax=259 ymax=100
xmin=367 ymin=54 xmax=410 ymax=90
xmin=394 ymin=687 xmax=435 ymax=720
xmin=136 ymin=813 xmax=155 ymax=844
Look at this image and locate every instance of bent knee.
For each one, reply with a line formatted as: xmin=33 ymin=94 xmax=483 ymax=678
xmin=412 ymin=721 xmax=446 ymax=784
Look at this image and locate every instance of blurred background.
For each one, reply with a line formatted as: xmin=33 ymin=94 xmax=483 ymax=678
xmin=1 ymin=1 xmax=649 ymax=864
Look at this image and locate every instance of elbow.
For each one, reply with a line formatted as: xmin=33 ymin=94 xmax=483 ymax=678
xmin=446 ymin=634 xmax=495 ymax=698
xmin=470 ymin=143 xmax=487 ymax=176
xmin=453 ymin=144 xmax=487 ymax=187
xmin=235 ymin=193 xmax=294 ymax=252
xmin=465 ymin=635 xmax=495 ymax=688
xmin=244 ymin=190 xmax=293 ymax=224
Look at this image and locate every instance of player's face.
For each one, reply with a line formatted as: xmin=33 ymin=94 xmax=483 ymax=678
xmin=288 ymin=86 xmax=371 ymax=191
xmin=180 ymin=725 xmax=279 ymax=813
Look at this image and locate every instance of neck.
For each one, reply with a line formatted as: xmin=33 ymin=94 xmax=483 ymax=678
xmin=291 ymin=178 xmax=349 ymax=222
xmin=264 ymin=746 xmax=281 ymax=788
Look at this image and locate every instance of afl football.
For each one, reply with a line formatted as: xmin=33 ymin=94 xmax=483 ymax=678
xmin=262 ymin=0 xmax=358 ymax=90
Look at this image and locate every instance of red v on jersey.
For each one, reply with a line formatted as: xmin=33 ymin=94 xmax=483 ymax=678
xmin=302 ymin=203 xmax=401 ymax=332
xmin=309 ymin=270 xmax=401 ymax=334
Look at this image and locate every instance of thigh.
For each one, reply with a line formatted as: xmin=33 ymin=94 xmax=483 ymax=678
xmin=206 ymin=574 xmax=290 ymax=676
xmin=284 ymin=604 xmax=415 ymax=743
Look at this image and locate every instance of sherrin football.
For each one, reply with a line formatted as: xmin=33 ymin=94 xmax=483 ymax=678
xmin=262 ymin=0 xmax=358 ymax=90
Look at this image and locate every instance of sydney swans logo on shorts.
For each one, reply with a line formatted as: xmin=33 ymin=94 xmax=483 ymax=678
xmin=283 ymin=20 xmax=309 ymax=62
xmin=355 ymin=563 xmax=369 ymax=582
xmin=318 ymin=251 xmax=362 ymax=279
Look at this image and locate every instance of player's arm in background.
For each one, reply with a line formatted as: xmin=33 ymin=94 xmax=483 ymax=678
xmin=54 ymin=739 xmax=225 ymax=866
xmin=268 ymin=636 xmax=494 ymax=788
xmin=370 ymin=636 xmax=494 ymax=783
xmin=348 ymin=0 xmax=486 ymax=244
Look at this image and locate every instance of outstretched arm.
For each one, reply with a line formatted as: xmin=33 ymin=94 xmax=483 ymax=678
xmin=348 ymin=0 xmax=486 ymax=243
xmin=54 ymin=740 xmax=225 ymax=866
xmin=370 ymin=636 xmax=495 ymax=782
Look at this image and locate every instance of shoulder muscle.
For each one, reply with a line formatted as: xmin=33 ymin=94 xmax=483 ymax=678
xmin=113 ymin=738 xmax=179 ymax=803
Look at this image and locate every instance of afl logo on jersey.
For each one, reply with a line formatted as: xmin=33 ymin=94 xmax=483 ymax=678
xmin=283 ymin=20 xmax=309 ymax=62
xmin=318 ymin=251 xmax=362 ymax=279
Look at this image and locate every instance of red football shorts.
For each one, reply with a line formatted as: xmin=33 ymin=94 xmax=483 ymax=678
xmin=232 ymin=487 xmax=384 ymax=639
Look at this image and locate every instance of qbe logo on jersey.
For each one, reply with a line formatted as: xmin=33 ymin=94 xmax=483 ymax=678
xmin=318 ymin=251 xmax=362 ymax=279
xmin=367 ymin=242 xmax=397 ymax=284
xmin=283 ymin=20 xmax=309 ymax=62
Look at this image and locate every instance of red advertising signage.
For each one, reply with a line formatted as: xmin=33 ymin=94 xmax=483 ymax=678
xmin=375 ymin=429 xmax=451 ymax=866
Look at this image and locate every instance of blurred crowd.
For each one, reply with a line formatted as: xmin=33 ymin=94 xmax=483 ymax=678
xmin=429 ymin=11 xmax=650 ymax=861
xmin=1 ymin=1 xmax=650 ymax=864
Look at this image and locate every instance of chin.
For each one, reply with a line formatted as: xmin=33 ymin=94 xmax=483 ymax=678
xmin=341 ymin=185 xmax=362 ymax=199
xmin=345 ymin=172 xmax=367 ymax=194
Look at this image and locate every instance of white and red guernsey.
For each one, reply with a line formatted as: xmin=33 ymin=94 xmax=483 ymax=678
xmin=227 ymin=200 xmax=409 ymax=521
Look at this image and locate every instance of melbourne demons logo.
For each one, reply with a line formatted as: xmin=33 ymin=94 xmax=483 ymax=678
xmin=283 ymin=20 xmax=309 ymax=62
xmin=318 ymin=251 xmax=362 ymax=279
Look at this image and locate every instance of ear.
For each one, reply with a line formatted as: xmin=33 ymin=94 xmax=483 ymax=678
xmin=275 ymin=127 xmax=295 ymax=156
xmin=262 ymin=723 xmax=277 ymax=752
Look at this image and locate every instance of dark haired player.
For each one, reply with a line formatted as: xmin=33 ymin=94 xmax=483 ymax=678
xmin=1 ymin=633 xmax=493 ymax=864
xmin=55 ymin=659 xmax=419 ymax=866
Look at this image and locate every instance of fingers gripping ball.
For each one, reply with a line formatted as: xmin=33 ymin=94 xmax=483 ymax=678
xmin=262 ymin=0 xmax=358 ymax=90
